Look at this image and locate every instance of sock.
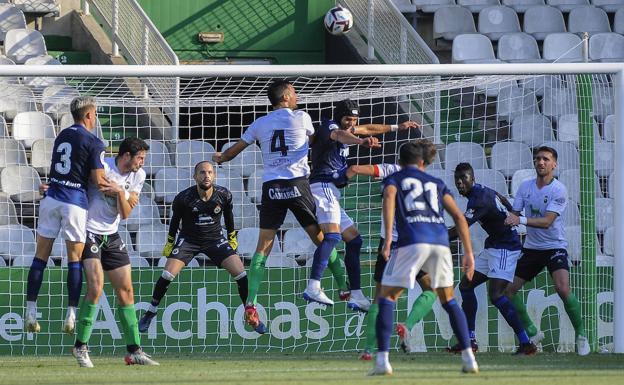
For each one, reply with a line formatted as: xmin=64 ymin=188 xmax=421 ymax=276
xmin=563 ymin=293 xmax=585 ymax=337
xmin=405 ymin=290 xmax=436 ymax=330
xmin=118 ymin=304 xmax=141 ymax=350
xmin=344 ymin=235 xmax=363 ymax=290
xmin=493 ymin=296 xmax=529 ymax=344
xmin=376 ymin=297 xmax=395 ymax=352
xmin=75 ymin=301 xmax=98 ymax=345
xmin=150 ymin=270 xmax=175 ymax=308
xmin=67 ymin=262 xmax=83 ymax=307
xmin=442 ymin=299 xmax=471 ymax=351
xmin=364 ymin=303 xmax=379 ymax=351
xmin=460 ymin=288 xmax=478 ymax=336
xmin=510 ymin=294 xmax=538 ymax=337
xmin=247 ymin=253 xmax=267 ymax=305
xmin=234 ymin=271 xmax=249 ymax=304
xmin=26 ymin=257 xmax=47 ymax=302
xmin=327 ymin=249 xmax=348 ymax=291
xmin=310 ymin=233 xmax=341 ymax=281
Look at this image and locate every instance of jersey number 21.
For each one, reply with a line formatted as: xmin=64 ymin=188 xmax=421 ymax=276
xmin=401 ymin=177 xmax=440 ymax=214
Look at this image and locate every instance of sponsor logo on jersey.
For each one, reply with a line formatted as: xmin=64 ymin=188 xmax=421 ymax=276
xmin=268 ymin=186 xmax=302 ymax=200
xmin=192 ymin=207 xmax=199 ymax=212
xmin=214 ymin=205 xmax=221 ymax=214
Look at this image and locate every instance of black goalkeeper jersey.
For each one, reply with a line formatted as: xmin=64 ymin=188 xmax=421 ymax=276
xmin=169 ymin=185 xmax=234 ymax=245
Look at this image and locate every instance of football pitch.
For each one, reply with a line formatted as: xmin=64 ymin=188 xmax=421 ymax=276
xmin=1 ymin=352 xmax=622 ymax=385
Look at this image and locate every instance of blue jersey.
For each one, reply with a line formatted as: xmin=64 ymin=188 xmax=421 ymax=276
xmin=46 ymin=124 xmax=105 ymax=210
xmin=464 ymin=184 xmax=521 ymax=251
xmin=383 ymin=167 xmax=450 ymax=248
xmin=309 ymin=119 xmax=350 ymax=186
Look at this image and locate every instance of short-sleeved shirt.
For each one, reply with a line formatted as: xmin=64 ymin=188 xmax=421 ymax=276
xmin=309 ymin=119 xmax=351 ymax=185
xmin=86 ymin=157 xmax=145 ymax=235
xmin=241 ymin=108 xmax=314 ymax=182
xmin=513 ymin=178 xmax=568 ymax=250
xmin=383 ymin=166 xmax=451 ymax=248
xmin=172 ymin=185 xmax=234 ymax=245
xmin=46 ymin=124 xmax=105 ymax=210
xmin=464 ymin=184 xmax=521 ymax=251
xmin=375 ymin=163 xmax=402 ymax=242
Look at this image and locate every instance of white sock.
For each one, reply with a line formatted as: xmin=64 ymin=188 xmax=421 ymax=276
xmin=26 ymin=301 xmax=37 ymax=315
xmin=351 ymin=289 xmax=364 ymax=298
xmin=307 ymin=279 xmax=321 ymax=291
xmin=376 ymin=351 xmax=389 ymax=366
xmin=461 ymin=348 xmax=475 ymax=362
xmin=148 ymin=304 xmax=158 ymax=313
xmin=67 ymin=306 xmax=76 ymax=317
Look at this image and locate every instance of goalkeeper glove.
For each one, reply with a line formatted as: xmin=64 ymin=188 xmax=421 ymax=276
xmin=228 ymin=231 xmax=238 ymax=251
xmin=163 ymin=235 xmax=175 ymax=257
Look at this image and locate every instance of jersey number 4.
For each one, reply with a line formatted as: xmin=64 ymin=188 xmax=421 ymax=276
xmin=401 ymin=177 xmax=440 ymax=214
xmin=270 ymin=130 xmax=288 ymax=156
xmin=55 ymin=142 xmax=72 ymax=175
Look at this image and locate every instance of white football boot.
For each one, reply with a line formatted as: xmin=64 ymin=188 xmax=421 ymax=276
xmin=302 ymin=288 xmax=334 ymax=306
xmin=63 ymin=306 xmax=76 ymax=335
xmin=347 ymin=290 xmax=371 ymax=313
xmin=577 ymin=335 xmax=590 ymax=356
xmin=72 ymin=345 xmax=94 ymax=368
xmin=124 ymin=349 xmax=160 ymax=366
xmin=24 ymin=306 xmax=40 ymax=333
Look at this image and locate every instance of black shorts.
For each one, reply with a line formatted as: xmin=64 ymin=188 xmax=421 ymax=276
xmin=82 ymin=231 xmax=129 ymax=271
xmin=259 ymin=177 xmax=318 ymax=230
xmin=374 ymin=238 xmax=426 ymax=283
xmin=169 ymin=237 xmax=236 ymax=267
xmin=514 ymin=248 xmax=570 ymax=282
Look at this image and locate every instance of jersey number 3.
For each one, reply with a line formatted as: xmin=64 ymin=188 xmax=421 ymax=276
xmin=401 ymin=177 xmax=440 ymax=214
xmin=270 ymin=130 xmax=288 ymax=156
xmin=55 ymin=142 xmax=72 ymax=175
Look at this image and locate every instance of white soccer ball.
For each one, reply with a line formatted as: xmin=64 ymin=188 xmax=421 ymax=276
xmin=324 ymin=6 xmax=353 ymax=35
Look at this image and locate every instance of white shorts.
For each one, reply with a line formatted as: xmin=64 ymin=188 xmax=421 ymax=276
xmin=310 ymin=182 xmax=354 ymax=231
xmin=475 ymin=248 xmax=520 ymax=282
xmin=36 ymin=197 xmax=88 ymax=243
xmin=382 ymin=243 xmax=453 ymax=289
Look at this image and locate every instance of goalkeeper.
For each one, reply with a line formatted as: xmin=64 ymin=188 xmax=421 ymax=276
xmin=138 ymin=161 xmax=261 ymax=333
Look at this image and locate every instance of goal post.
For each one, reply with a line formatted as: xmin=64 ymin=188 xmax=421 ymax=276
xmin=0 ymin=64 xmax=621 ymax=355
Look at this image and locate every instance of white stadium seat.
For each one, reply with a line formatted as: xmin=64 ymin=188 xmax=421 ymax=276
xmin=12 ymin=111 xmax=56 ymax=149
xmin=614 ymin=7 xmax=624 ymax=34
xmin=542 ymin=33 xmax=583 ymax=62
xmin=153 ymin=167 xmax=193 ymax=204
xmin=0 ymin=84 xmax=37 ymax=120
xmin=444 ymin=142 xmax=488 ymax=171
xmin=478 ymin=6 xmax=521 ymax=41
xmin=594 ymin=141 xmax=614 ymax=177
xmin=519 ymin=74 xmax=563 ymax=97
xmin=595 ymin=197 xmax=614 ymax=232
xmin=392 ymin=0 xmax=418 ymax=12
xmin=511 ymin=168 xmax=537 ymax=196
xmin=490 ymin=141 xmax=533 ymax=178
xmin=565 ymin=225 xmax=600 ymax=263
xmin=283 ymin=228 xmax=316 ymax=261
xmin=413 ymin=0 xmax=455 ymax=12
xmin=30 ymin=138 xmax=54 ymax=174
xmin=589 ymin=33 xmax=624 ymax=62
xmin=0 ymin=138 xmax=28 ymax=169
xmin=497 ymin=32 xmax=543 ymax=62
xmin=0 ymin=195 xmax=18 ymax=225
xmin=558 ymin=169 xmax=602 ymax=202
xmin=143 ymin=139 xmax=172 ymax=176
xmin=41 ymin=85 xmax=80 ymax=120
xmin=0 ymin=5 xmax=26 ymax=42
xmin=134 ymin=223 xmax=168 ymax=257
xmin=433 ymin=6 xmax=477 ymax=40
xmin=223 ymin=143 xmax=262 ymax=178
xmin=603 ymin=226 xmax=615 ymax=256
xmin=458 ymin=0 xmax=501 ymax=13
xmin=237 ymin=227 xmax=280 ymax=257
xmin=556 ymin=114 xmax=600 ymax=144
xmin=13 ymin=0 xmax=60 ymax=15
xmin=568 ymin=6 xmax=610 ymax=37
xmin=541 ymin=86 xmax=577 ymax=120
xmin=502 ymin=0 xmax=545 ymax=12
xmin=120 ymin=201 xmax=161 ymax=231
xmin=58 ymin=113 xmax=108 ymax=146
xmin=216 ymin=166 xmax=249 ymax=204
xmin=608 ymin=171 xmax=615 ymax=198
xmin=511 ymin=114 xmax=554 ymax=146
xmin=0 ymin=165 xmax=42 ymax=202
xmin=0 ymin=116 xmax=6 ymax=137
xmin=265 ymin=255 xmax=299 ymax=268
xmin=246 ymin=169 xmax=263 ymax=204
xmin=175 ymin=140 xmax=216 ymax=169
xmin=232 ymin=202 xmax=259 ymax=229
xmin=546 ymin=0 xmax=590 ymax=12
xmin=0 ymin=224 xmax=36 ymax=264
xmin=591 ymin=85 xmax=614 ymax=122
xmin=562 ymin=200 xmax=581 ymax=226
xmin=3 ymin=28 xmax=46 ymax=63
xmin=452 ymin=33 xmax=501 ymax=63
xmin=603 ymin=114 xmax=615 ymax=142
xmin=0 ymin=55 xmax=18 ymax=84
xmin=496 ymin=85 xmax=539 ymax=121
xmin=23 ymin=55 xmax=65 ymax=92
xmin=473 ymin=169 xmax=509 ymax=196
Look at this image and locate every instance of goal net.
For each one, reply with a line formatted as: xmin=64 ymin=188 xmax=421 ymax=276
xmin=0 ymin=66 xmax=618 ymax=355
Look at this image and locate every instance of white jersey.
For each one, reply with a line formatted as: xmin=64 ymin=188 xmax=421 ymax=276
xmin=86 ymin=157 xmax=145 ymax=235
xmin=512 ymin=178 xmax=567 ymax=250
xmin=241 ymin=108 xmax=314 ymax=182
xmin=375 ymin=163 xmax=402 ymax=242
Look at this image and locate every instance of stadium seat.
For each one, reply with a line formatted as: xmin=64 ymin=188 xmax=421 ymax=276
xmin=232 ymin=202 xmax=259 ymax=229
xmin=478 ymin=6 xmax=521 ymax=41
xmin=30 ymin=138 xmax=54 ymax=174
xmin=157 ymin=256 xmax=199 ymax=268
xmin=433 ymin=6 xmax=477 ymax=40
xmin=0 ymin=138 xmax=28 ymax=170
xmin=558 ymin=169 xmax=603 ymax=202
xmin=0 ymin=5 xmax=26 ymax=42
xmin=511 ymin=114 xmax=554 ymax=146
xmin=237 ymin=227 xmax=280 ymax=257
xmin=497 ymin=32 xmax=543 ymax=62
xmin=541 ymin=86 xmax=577 ymax=120
xmin=556 ymin=114 xmax=600 ymax=144
xmin=0 ymin=223 xmax=36 ymax=264
xmin=546 ymin=0 xmax=590 ymax=12
xmin=140 ymin=182 xmax=155 ymax=204
xmin=603 ymin=226 xmax=614 ymax=256
xmin=0 ymin=55 xmax=18 ymax=84
xmin=608 ymin=171 xmax=615 ymax=197
xmin=511 ymin=168 xmax=537 ymax=196
xmin=490 ymin=141 xmax=533 ymax=178
xmin=428 ymin=169 xmax=461 ymax=197
xmin=222 ymin=142 xmax=262 ymax=178
xmin=153 ymin=167 xmax=193 ymax=204
xmin=458 ymin=0 xmax=501 ymax=13
xmin=3 ymin=28 xmax=46 ymax=64
xmin=12 ymin=111 xmax=56 ymax=149
xmin=589 ymin=33 xmax=624 ymax=62
xmin=565 ymin=225 xmax=600 ymax=262
xmin=592 ymin=0 xmax=624 ymax=12
xmin=143 ymin=139 xmax=172 ymax=176
xmin=0 ymin=195 xmax=18 ymax=225
xmin=444 ymin=142 xmax=488 ymax=172
xmin=568 ymin=6 xmax=611 ymax=36
xmin=0 ymin=116 xmax=6 ymax=137
xmin=594 ymin=141 xmax=614 ymax=177
xmin=477 ymin=78 xmax=517 ymax=98
xmin=603 ymin=114 xmax=615 ymax=142
xmin=23 ymin=55 xmax=65 ymax=92
xmin=502 ymin=0 xmax=545 ymax=12
xmin=0 ymin=164 xmax=42 ymax=202
xmin=13 ymin=0 xmax=60 ymax=15
xmin=58 ymin=113 xmax=108 ymax=145
xmin=216 ymin=166 xmax=249 ymax=206
xmin=473 ymin=169 xmax=509 ymax=196
xmin=591 ymin=85 xmax=614 ymax=122
xmin=118 ymin=225 xmax=135 ymax=251
xmin=41 ymin=85 xmax=80 ymax=120
xmin=413 ymin=0 xmax=455 ymax=12
xmin=246 ymin=169 xmax=263 ymax=204
xmin=519 ymin=74 xmax=563 ymax=97
xmin=539 ymin=141 xmax=580 ymax=174
xmin=175 ymin=140 xmax=216 ymax=169
xmin=614 ymin=7 xmax=624 ymax=34
xmin=542 ymin=33 xmax=583 ymax=62
xmin=452 ymin=34 xmax=501 ymax=63
xmin=283 ymin=228 xmax=316 ymax=261
xmin=496 ymin=85 xmax=539 ymax=121
xmin=0 ymin=84 xmax=37 ymax=120
xmin=120 ymin=201 xmax=161 ymax=231
xmin=130 ymin=255 xmax=150 ymax=268
xmin=562 ymin=200 xmax=581 ymax=226
xmin=134 ymin=223 xmax=168 ymax=258
xmin=0 ymin=256 xmax=5 ymax=266
xmin=595 ymin=197 xmax=614 ymax=232
xmin=265 ymin=255 xmax=299 ymax=268
xmin=392 ymin=0 xmax=418 ymax=12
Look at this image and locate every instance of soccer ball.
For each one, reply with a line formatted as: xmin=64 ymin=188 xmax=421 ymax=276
xmin=324 ymin=6 xmax=353 ymax=35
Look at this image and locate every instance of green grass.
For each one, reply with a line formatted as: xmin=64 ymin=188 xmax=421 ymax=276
xmin=1 ymin=353 xmax=622 ymax=385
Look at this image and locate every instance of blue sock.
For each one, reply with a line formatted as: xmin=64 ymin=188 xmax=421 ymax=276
xmin=26 ymin=258 xmax=47 ymax=301
xmin=376 ymin=297 xmax=395 ymax=352
xmin=442 ymin=298 xmax=471 ymax=350
xmin=67 ymin=262 xmax=83 ymax=307
xmin=310 ymin=233 xmax=341 ymax=281
xmin=344 ymin=235 xmax=362 ymax=290
xmin=493 ymin=296 xmax=530 ymax=344
xmin=460 ymin=288 xmax=477 ymax=338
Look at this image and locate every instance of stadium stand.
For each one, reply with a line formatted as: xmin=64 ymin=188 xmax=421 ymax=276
xmin=568 ymin=5 xmax=611 ymax=36
xmin=12 ymin=111 xmax=56 ymax=149
xmin=3 ymin=28 xmax=47 ymax=63
xmin=478 ymin=5 xmax=521 ymax=41
xmin=497 ymin=32 xmax=544 ymax=62
xmin=502 ymin=0 xmax=546 ymax=12
xmin=458 ymin=0 xmax=502 ymax=13
xmin=523 ymin=6 xmax=567 ymax=41
xmin=0 ymin=4 xmax=25 ymax=42
xmin=433 ymin=5 xmax=476 ymax=40
xmin=452 ymin=33 xmax=500 ymax=63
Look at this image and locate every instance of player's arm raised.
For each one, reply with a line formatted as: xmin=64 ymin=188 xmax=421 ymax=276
xmin=330 ymin=129 xmax=381 ymax=148
xmin=443 ymin=194 xmax=475 ymax=280
xmin=353 ymin=120 xmax=420 ymax=136
xmin=213 ymin=140 xmax=249 ymax=164
xmin=381 ymin=184 xmax=397 ymax=261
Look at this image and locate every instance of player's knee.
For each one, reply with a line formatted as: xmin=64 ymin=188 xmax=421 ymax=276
xmin=324 ymin=232 xmax=341 ymax=247
xmin=86 ymin=283 xmax=103 ymax=302
xmin=162 ymin=270 xmax=176 ymax=281
xmin=346 ymin=234 xmax=362 ymax=249
xmin=115 ymin=286 xmax=134 ymax=305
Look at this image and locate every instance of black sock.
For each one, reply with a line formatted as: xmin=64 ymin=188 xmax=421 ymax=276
xmin=126 ymin=344 xmax=140 ymax=353
xmin=151 ymin=277 xmax=172 ymax=306
xmin=74 ymin=340 xmax=86 ymax=349
xmin=236 ymin=275 xmax=249 ymax=304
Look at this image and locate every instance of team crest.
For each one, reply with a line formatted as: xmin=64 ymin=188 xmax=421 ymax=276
xmin=172 ymin=248 xmax=179 ymax=255
xmin=214 ymin=206 xmax=221 ymax=214
xmin=90 ymin=245 xmax=99 ymax=253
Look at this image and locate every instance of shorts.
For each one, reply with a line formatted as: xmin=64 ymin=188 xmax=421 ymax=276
xmin=475 ymin=248 xmax=521 ymax=282
xmin=382 ymin=243 xmax=452 ymax=289
xmin=82 ymin=231 xmax=129 ymax=271
xmin=514 ymin=248 xmax=570 ymax=282
xmin=259 ymin=177 xmax=317 ymax=230
xmin=374 ymin=237 xmax=427 ymax=283
xmin=310 ymin=182 xmax=355 ymax=230
xmin=169 ymin=237 xmax=236 ymax=267
xmin=36 ymin=197 xmax=88 ymax=243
